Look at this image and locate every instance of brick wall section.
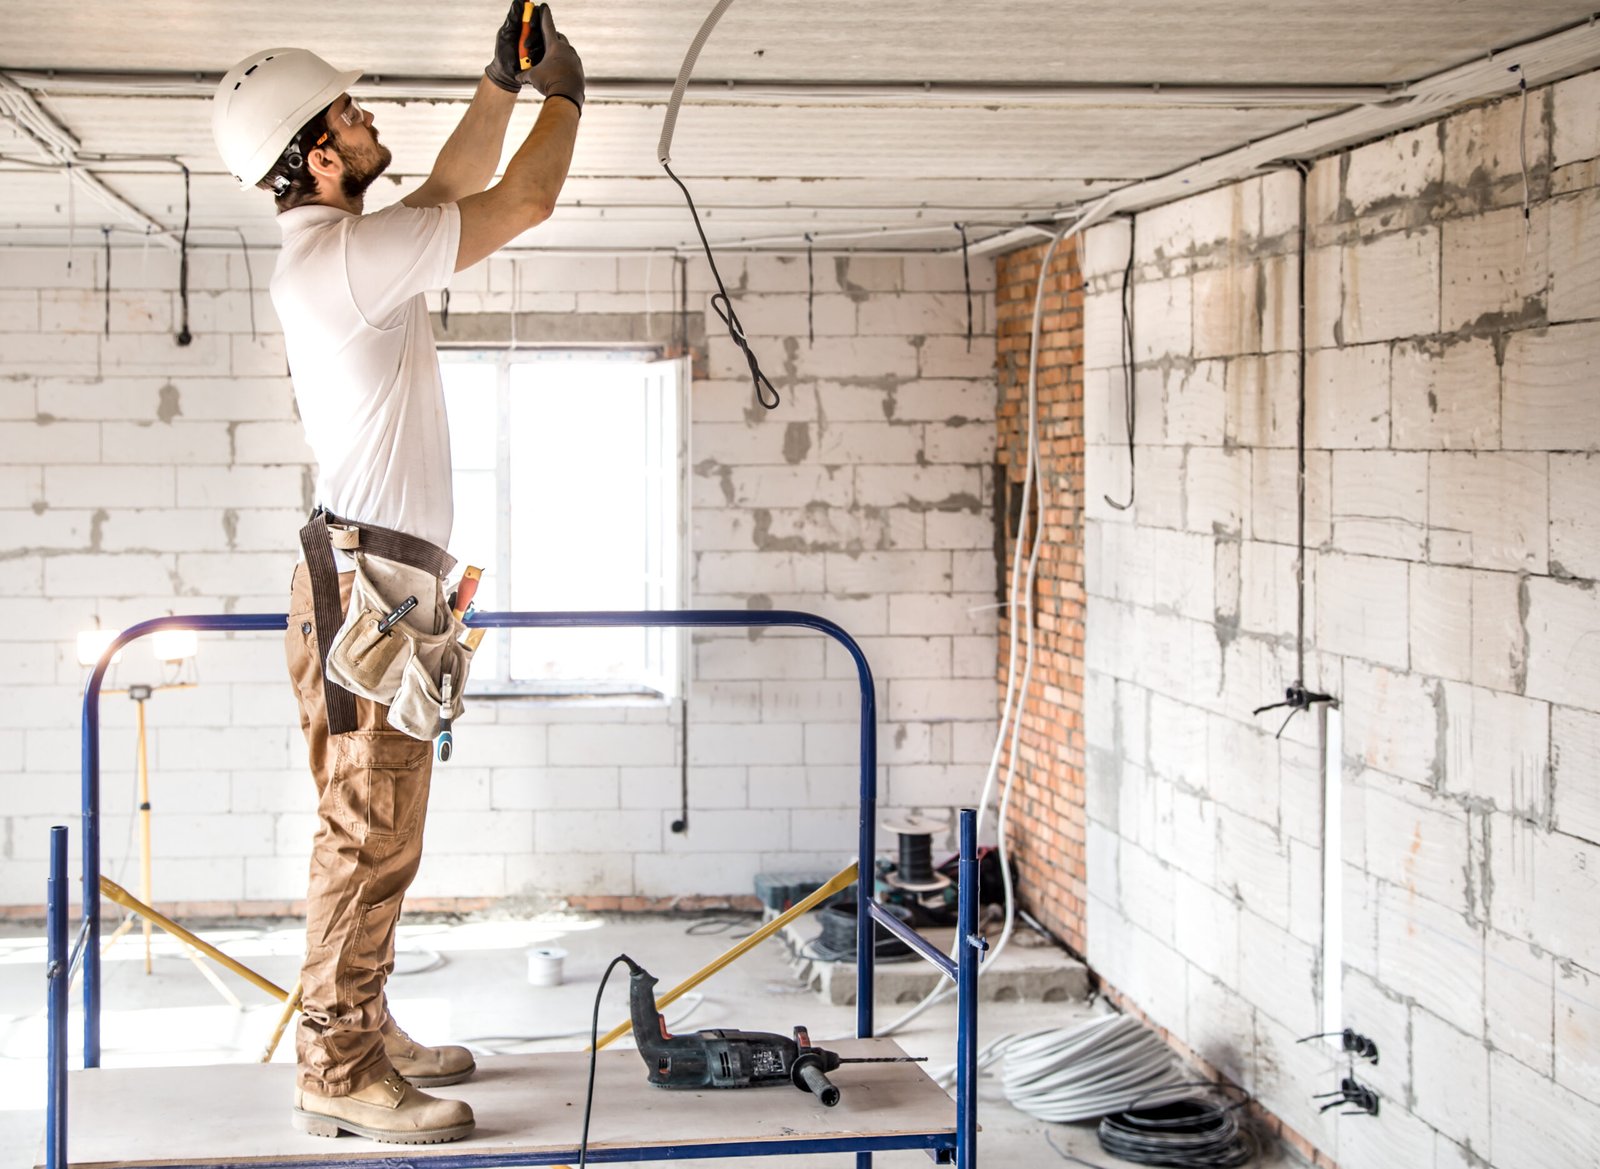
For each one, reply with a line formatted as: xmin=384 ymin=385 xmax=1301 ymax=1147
xmin=0 ymin=248 xmax=999 ymax=911
xmin=1080 ymin=70 xmax=1600 ymax=1168
xmin=993 ymin=242 xmax=1088 ymax=952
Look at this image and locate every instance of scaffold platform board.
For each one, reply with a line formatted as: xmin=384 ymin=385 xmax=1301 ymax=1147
xmin=41 ymin=1042 xmax=960 ymax=1168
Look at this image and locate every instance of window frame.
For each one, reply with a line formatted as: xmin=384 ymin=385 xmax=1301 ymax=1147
xmin=437 ymin=345 xmax=690 ymax=701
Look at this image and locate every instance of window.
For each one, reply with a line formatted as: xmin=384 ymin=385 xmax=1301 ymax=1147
xmin=440 ymin=350 xmax=687 ymax=698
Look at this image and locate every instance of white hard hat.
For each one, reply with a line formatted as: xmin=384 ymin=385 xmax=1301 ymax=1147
xmin=212 ymin=48 xmax=361 ymax=188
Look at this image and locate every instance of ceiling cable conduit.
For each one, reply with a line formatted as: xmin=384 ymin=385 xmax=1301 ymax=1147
xmin=0 ymin=73 xmax=178 ymax=248
xmin=3 ymin=69 xmax=1398 ymax=108
xmin=4 ymin=15 xmax=1596 ymax=258
xmin=0 ymin=231 xmax=952 ymax=259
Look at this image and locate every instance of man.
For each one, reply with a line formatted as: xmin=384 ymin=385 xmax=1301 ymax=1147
xmin=210 ymin=3 xmax=584 ymax=1145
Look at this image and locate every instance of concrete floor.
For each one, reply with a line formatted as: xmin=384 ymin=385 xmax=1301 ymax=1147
xmin=0 ymin=911 xmax=1287 ymax=1168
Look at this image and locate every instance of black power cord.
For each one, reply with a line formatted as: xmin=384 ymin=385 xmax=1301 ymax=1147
xmin=805 ymin=232 xmax=816 ymax=345
xmin=662 ymin=159 xmax=778 ymax=410
xmin=1104 ymin=216 xmax=1137 ymax=510
xmin=576 ymin=954 xmax=640 ymax=1167
xmin=671 ymin=696 xmax=689 ymax=835
xmin=101 ymin=227 xmax=111 ymax=336
xmin=233 ymin=227 xmax=258 ymax=342
xmin=958 ymin=222 xmax=973 ymax=352
xmin=1253 ymin=161 xmax=1336 ymax=739
xmin=175 ymin=164 xmax=192 ymax=346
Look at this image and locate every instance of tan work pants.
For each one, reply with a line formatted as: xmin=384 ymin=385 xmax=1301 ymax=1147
xmin=285 ymin=562 xmax=433 ymax=1096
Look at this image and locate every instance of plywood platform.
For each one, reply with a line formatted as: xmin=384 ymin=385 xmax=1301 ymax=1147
xmin=48 ymin=1041 xmax=959 ymax=1168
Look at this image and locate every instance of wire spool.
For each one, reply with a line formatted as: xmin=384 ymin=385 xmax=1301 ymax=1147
xmin=882 ymin=816 xmax=952 ymax=893
xmin=526 ymin=946 xmax=567 ymax=987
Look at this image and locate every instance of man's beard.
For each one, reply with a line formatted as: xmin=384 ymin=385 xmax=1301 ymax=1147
xmin=337 ymin=140 xmax=393 ymax=201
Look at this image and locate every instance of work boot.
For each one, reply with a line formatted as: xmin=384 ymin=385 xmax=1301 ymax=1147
xmin=292 ymin=1071 xmax=475 ymax=1144
xmin=382 ymin=1019 xmax=477 ymax=1087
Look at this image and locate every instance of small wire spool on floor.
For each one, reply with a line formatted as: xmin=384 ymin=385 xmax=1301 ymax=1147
xmin=804 ymin=900 xmax=917 ymax=963
xmin=881 ymin=816 xmax=952 ymax=895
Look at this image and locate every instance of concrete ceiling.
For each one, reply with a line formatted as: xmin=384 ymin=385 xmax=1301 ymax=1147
xmin=1 ymin=0 xmax=1596 ymax=253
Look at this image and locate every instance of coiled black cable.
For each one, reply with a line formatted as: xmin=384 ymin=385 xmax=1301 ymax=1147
xmin=662 ymin=159 xmax=778 ymax=410
xmin=801 ymin=902 xmax=915 ymax=963
xmin=1095 ymin=1083 xmax=1256 ymax=1167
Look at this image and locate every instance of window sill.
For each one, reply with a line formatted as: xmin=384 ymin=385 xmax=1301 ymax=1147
xmin=466 ymin=686 xmax=673 ymax=709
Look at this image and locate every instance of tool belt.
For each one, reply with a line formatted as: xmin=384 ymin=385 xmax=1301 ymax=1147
xmin=298 ymin=508 xmax=475 ymax=740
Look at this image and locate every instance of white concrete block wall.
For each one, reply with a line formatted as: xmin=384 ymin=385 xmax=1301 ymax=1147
xmin=0 ymin=245 xmax=997 ymax=909
xmin=1083 ymin=74 xmax=1600 ymax=1167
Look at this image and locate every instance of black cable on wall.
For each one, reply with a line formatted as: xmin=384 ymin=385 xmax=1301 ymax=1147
xmin=1104 ymin=217 xmax=1137 ymax=511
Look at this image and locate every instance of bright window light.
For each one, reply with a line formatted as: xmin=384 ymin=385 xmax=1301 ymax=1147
xmin=440 ymin=350 xmax=686 ymax=698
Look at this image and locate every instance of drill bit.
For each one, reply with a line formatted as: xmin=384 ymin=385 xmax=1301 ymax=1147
xmin=835 ymin=1056 xmax=928 ymax=1064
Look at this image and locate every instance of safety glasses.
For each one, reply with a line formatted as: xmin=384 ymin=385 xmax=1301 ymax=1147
xmin=333 ymin=96 xmax=366 ymax=128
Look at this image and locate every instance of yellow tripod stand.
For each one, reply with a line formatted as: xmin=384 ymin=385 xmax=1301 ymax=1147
xmin=96 ymin=681 xmax=303 ymax=1059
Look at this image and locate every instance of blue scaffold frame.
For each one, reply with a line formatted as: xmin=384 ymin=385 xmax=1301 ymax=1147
xmin=47 ymin=609 xmax=986 ymax=1169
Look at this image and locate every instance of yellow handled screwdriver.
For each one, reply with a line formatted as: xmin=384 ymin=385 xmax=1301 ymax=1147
xmin=451 ymin=566 xmax=483 ymax=621
xmin=452 ymin=566 xmax=488 ymax=652
xmin=518 ymin=2 xmax=545 ymax=71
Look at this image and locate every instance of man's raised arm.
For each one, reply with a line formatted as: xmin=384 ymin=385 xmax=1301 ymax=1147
xmin=453 ymin=5 xmax=584 ymax=270
xmin=405 ymin=1 xmax=560 ymax=210
xmin=404 ymin=75 xmax=516 ymax=209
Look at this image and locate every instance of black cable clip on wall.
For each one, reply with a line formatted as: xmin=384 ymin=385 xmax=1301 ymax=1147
xmin=1300 ymin=1029 xmax=1380 ymax=1117
xmin=1253 ymin=684 xmax=1335 ymax=740
xmin=1314 ymin=1077 xmax=1380 ymax=1118
xmin=1298 ymin=1028 xmax=1378 ymax=1065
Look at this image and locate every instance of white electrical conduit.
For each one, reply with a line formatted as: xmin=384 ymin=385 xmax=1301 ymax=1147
xmin=657 ymin=0 xmax=738 ymax=167
xmin=868 ymin=223 xmax=1060 ymax=1038
xmin=3 ymin=69 xmax=1399 ymax=108
xmin=998 ymin=1015 xmax=1187 ymax=1123
xmin=872 ymin=197 xmax=1119 ymax=1041
xmin=0 ymin=74 xmax=178 ymax=248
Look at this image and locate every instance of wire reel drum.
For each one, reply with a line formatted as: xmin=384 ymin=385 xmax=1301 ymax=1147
xmin=875 ymin=815 xmax=961 ymax=928
xmin=881 ymin=815 xmax=952 ymax=894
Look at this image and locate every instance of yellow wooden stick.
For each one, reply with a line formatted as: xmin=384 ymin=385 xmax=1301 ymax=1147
xmin=261 ymin=980 xmax=303 ymax=1063
xmin=98 ymin=876 xmax=290 ymax=1002
xmin=588 ymin=861 xmax=858 ymax=1052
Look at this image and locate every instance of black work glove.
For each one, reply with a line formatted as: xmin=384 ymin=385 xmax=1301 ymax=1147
xmin=519 ymin=6 xmax=585 ymax=113
xmin=485 ymin=0 xmax=536 ymax=94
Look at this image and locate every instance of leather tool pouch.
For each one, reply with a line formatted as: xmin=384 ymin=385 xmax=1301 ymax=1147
xmin=324 ymin=537 xmax=475 ymax=742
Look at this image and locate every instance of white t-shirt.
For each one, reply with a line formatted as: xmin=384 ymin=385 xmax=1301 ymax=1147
xmin=272 ymin=201 xmax=461 ymax=556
